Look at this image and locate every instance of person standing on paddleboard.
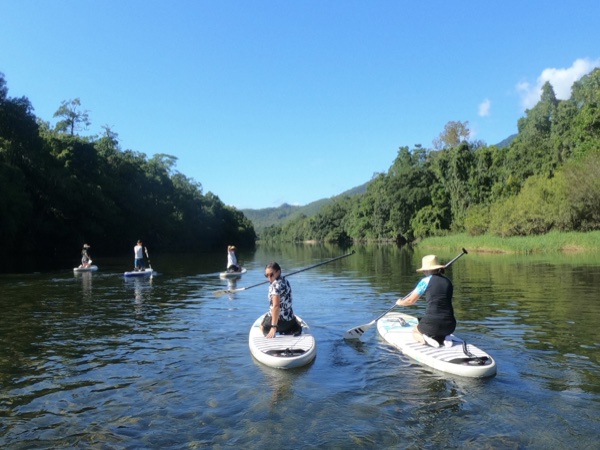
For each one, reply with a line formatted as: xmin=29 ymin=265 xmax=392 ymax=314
xmin=261 ymin=262 xmax=302 ymax=338
xmin=81 ymin=244 xmax=91 ymax=268
xmin=395 ymin=255 xmax=456 ymax=348
xmin=226 ymin=245 xmax=241 ymax=272
xmin=133 ymin=240 xmax=145 ymax=271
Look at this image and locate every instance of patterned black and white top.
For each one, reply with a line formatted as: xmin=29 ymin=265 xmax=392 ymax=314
xmin=268 ymin=276 xmax=294 ymax=321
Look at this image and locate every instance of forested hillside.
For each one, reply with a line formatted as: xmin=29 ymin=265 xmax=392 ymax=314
xmin=261 ymin=69 xmax=600 ymax=244
xmin=0 ymin=73 xmax=256 ymax=271
xmin=4 ymin=67 xmax=599 ymax=269
xmin=242 ymin=181 xmax=368 ymax=233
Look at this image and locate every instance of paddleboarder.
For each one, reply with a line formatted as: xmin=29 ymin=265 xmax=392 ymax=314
xmin=133 ymin=240 xmax=145 ymax=271
xmin=80 ymin=244 xmax=92 ymax=268
xmin=260 ymin=262 xmax=302 ymax=338
xmin=395 ymin=255 xmax=456 ymax=348
xmin=226 ymin=245 xmax=241 ymax=272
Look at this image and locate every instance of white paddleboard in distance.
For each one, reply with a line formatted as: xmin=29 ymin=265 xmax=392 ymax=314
xmin=74 ymin=265 xmax=98 ymax=272
xmin=249 ymin=313 xmax=317 ymax=369
xmin=377 ymin=311 xmax=496 ymax=378
xmin=219 ymin=267 xmax=247 ymax=278
xmin=124 ymin=268 xmax=155 ymax=277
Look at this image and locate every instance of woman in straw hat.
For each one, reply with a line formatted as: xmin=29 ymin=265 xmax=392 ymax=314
xmin=395 ymin=255 xmax=456 ymax=348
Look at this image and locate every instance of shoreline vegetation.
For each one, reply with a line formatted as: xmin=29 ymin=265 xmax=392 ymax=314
xmin=257 ymin=71 xmax=600 ymax=250
xmin=4 ymin=71 xmax=600 ymax=268
xmin=417 ymin=231 xmax=600 ymax=254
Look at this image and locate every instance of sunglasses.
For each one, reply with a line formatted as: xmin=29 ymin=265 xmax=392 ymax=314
xmin=264 ymin=271 xmax=276 ymax=278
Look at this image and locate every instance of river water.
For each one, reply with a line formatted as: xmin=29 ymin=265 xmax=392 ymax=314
xmin=1 ymin=244 xmax=599 ymax=449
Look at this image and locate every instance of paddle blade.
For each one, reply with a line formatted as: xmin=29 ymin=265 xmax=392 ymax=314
xmin=213 ymin=287 xmax=244 ymax=297
xmin=213 ymin=289 xmax=230 ymax=297
xmin=343 ymin=321 xmax=375 ymax=340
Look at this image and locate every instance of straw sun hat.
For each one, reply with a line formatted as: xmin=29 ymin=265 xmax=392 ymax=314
xmin=416 ymin=255 xmax=445 ymax=272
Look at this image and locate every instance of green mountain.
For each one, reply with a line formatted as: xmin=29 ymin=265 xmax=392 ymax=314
xmin=495 ymin=133 xmax=517 ymax=148
xmin=242 ymin=181 xmax=369 ymax=232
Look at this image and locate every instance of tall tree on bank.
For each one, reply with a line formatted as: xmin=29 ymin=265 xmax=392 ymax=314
xmin=53 ymin=98 xmax=91 ymax=136
xmin=433 ymin=120 xmax=471 ymax=150
xmin=507 ymin=82 xmax=559 ymax=184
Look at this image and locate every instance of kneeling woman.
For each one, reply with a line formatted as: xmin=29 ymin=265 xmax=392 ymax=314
xmin=261 ymin=262 xmax=302 ymax=338
xmin=396 ymin=255 xmax=456 ymax=347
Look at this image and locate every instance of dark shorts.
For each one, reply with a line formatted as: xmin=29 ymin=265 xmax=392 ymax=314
xmin=261 ymin=314 xmax=302 ymax=336
xmin=417 ymin=316 xmax=456 ymax=344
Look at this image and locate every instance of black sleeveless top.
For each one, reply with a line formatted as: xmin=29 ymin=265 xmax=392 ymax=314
xmin=417 ymin=274 xmax=456 ymax=340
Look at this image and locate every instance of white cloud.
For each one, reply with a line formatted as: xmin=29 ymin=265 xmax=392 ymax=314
xmin=478 ymin=98 xmax=491 ymax=117
xmin=517 ymin=57 xmax=600 ymax=110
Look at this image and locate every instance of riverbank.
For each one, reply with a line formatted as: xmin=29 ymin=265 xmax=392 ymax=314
xmin=417 ymin=230 xmax=600 ymax=254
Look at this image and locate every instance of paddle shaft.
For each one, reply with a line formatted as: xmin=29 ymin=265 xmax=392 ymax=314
xmin=443 ymin=248 xmax=468 ymax=269
xmin=372 ymin=292 xmax=411 ymax=323
xmin=214 ymin=250 xmax=355 ymax=296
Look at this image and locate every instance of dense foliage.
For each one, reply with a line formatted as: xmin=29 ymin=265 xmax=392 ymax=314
xmin=0 ymin=73 xmax=255 ymax=270
xmin=262 ymin=69 xmax=600 ymax=244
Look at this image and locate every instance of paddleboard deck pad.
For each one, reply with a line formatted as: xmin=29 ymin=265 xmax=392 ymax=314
xmin=249 ymin=314 xmax=317 ymax=369
xmin=377 ymin=312 xmax=496 ymax=378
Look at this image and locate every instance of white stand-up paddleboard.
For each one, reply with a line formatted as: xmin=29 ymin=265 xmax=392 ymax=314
xmin=124 ymin=268 xmax=155 ymax=278
xmin=249 ymin=313 xmax=317 ymax=369
xmin=377 ymin=312 xmax=496 ymax=378
xmin=219 ymin=267 xmax=247 ymax=278
xmin=74 ymin=265 xmax=98 ymax=272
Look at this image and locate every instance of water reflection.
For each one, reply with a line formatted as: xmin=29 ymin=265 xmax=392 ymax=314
xmin=253 ymin=360 xmax=314 ymax=407
xmin=226 ymin=278 xmax=238 ymax=300
xmin=1 ymin=247 xmax=600 ymax=448
xmin=74 ymin=271 xmax=93 ymax=301
xmin=124 ymin=277 xmax=154 ymax=315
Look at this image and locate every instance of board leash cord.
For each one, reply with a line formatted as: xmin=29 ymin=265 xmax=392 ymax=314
xmin=462 ymin=341 xmax=487 ymax=365
xmin=282 ymin=347 xmax=304 ymax=357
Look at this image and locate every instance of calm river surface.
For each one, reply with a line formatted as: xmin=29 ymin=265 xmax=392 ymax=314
xmin=1 ymin=244 xmax=599 ymax=449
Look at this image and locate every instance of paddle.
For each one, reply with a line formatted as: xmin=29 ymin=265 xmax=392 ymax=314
xmin=343 ymin=248 xmax=468 ymax=340
xmin=213 ymin=250 xmax=355 ymax=297
xmin=144 ymin=247 xmax=154 ymax=278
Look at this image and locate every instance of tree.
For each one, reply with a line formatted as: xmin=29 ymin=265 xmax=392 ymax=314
xmin=433 ymin=120 xmax=471 ymax=150
xmin=428 ymin=141 xmax=475 ymax=231
xmin=53 ymin=98 xmax=91 ymax=135
xmin=563 ymin=151 xmax=600 ymax=231
xmin=569 ymin=68 xmax=600 ymax=158
xmin=507 ymin=82 xmax=558 ymax=181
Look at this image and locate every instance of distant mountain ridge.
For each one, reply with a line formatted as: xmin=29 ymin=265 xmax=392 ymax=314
xmin=495 ymin=134 xmax=517 ymax=148
xmin=242 ymin=181 xmax=369 ymax=232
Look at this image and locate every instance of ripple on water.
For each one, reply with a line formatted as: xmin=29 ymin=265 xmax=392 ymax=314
xmin=1 ymin=251 xmax=600 ymax=448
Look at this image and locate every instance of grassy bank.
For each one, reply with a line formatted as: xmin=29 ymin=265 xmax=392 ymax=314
xmin=418 ymin=231 xmax=600 ymax=254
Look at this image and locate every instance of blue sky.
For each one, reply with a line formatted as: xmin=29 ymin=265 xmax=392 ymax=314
xmin=2 ymin=1 xmax=599 ymax=209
